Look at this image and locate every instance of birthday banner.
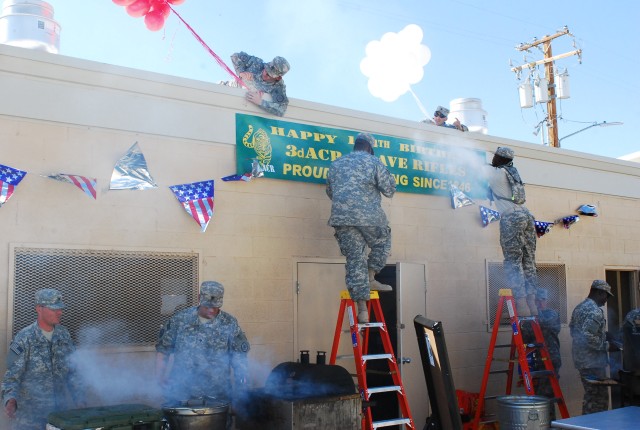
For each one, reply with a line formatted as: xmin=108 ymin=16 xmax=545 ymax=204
xmin=235 ymin=114 xmax=488 ymax=198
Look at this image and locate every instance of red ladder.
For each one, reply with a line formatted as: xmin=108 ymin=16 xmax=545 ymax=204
xmin=471 ymin=289 xmax=569 ymax=429
xmin=329 ymin=290 xmax=415 ymax=430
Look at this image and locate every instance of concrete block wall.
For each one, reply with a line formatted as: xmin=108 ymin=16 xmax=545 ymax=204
xmin=1 ymin=45 xmax=639 ymax=422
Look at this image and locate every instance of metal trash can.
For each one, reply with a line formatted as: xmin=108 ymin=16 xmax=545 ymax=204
xmin=496 ymin=395 xmax=551 ymax=430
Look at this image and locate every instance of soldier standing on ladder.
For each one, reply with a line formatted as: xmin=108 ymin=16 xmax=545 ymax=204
xmin=484 ymin=147 xmax=539 ymax=316
xmin=326 ymin=132 xmax=396 ymax=323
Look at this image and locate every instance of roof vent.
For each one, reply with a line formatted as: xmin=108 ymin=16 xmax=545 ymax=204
xmin=0 ymin=0 xmax=60 ymax=53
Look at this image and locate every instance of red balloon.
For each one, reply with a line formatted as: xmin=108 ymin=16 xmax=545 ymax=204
xmin=113 ymin=0 xmax=136 ymax=6
xmin=149 ymin=0 xmax=167 ymax=7
xmin=126 ymin=0 xmax=151 ymax=18
xmin=151 ymin=2 xmax=171 ymax=19
xmin=167 ymin=0 xmax=186 ymax=5
xmin=144 ymin=10 xmax=166 ymax=31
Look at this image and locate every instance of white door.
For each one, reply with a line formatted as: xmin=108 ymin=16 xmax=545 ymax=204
xmin=295 ymin=261 xmax=356 ymax=373
xmin=396 ymin=262 xmax=429 ymax=429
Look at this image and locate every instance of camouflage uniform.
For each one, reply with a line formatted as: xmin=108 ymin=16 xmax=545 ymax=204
xmin=570 ymin=297 xmax=609 ymax=414
xmin=230 ymin=52 xmax=289 ymax=117
xmin=521 ymin=307 xmax=562 ymax=417
xmin=156 ymin=306 xmax=250 ymax=403
xmin=1 ymin=322 xmax=81 ymax=430
xmin=485 ymin=163 xmax=537 ymax=299
xmin=326 ymin=147 xmax=396 ymax=301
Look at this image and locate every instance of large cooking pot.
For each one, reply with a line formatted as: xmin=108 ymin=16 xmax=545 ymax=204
xmin=162 ymin=397 xmax=229 ymax=430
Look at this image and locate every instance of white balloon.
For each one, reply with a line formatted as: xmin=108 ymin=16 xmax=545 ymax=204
xmin=361 ymin=24 xmax=431 ymax=102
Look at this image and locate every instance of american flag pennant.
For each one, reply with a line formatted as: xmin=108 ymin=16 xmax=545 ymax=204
xmin=535 ymin=220 xmax=554 ymax=238
xmin=558 ymin=215 xmax=580 ymax=229
xmin=221 ymin=173 xmax=252 ymax=182
xmin=0 ymin=163 xmax=27 ymax=208
xmin=450 ymin=184 xmax=474 ymax=209
xmin=480 ymin=205 xmax=501 ymax=227
xmin=43 ymin=173 xmax=97 ymax=199
xmin=170 ymin=180 xmax=215 ymax=232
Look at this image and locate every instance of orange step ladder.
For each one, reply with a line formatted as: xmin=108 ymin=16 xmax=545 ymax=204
xmin=329 ymin=290 xmax=415 ymax=430
xmin=471 ymin=289 xmax=569 ymax=429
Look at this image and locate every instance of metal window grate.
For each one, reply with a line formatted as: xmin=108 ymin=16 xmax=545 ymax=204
xmin=486 ymin=261 xmax=567 ymax=330
xmin=11 ymin=247 xmax=199 ymax=348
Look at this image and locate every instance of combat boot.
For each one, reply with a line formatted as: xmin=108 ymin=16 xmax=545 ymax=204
xmin=369 ymin=269 xmax=392 ymax=292
xmin=526 ymin=294 xmax=539 ymax=316
xmin=357 ymin=300 xmax=369 ymax=323
xmin=515 ymin=297 xmax=531 ymax=317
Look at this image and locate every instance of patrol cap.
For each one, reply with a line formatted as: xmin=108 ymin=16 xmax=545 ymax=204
xmin=435 ymin=106 xmax=450 ymax=117
xmin=495 ymin=147 xmax=515 ymax=160
xmin=591 ymin=279 xmax=613 ymax=296
xmin=536 ymin=288 xmax=549 ymax=300
xmin=199 ymin=281 xmax=224 ymax=308
xmin=355 ymin=132 xmax=376 ymax=147
xmin=35 ymin=288 xmax=66 ymax=310
xmin=265 ymin=56 xmax=290 ymax=78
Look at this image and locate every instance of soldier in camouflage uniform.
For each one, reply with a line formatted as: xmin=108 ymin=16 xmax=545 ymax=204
xmin=521 ymin=288 xmax=562 ymax=418
xmin=326 ymin=132 xmax=396 ymax=323
xmin=485 ymin=146 xmax=538 ymax=316
xmin=155 ymin=281 xmax=250 ymax=406
xmin=228 ymin=52 xmax=290 ymax=117
xmin=2 ymin=288 xmax=83 ymax=430
xmin=570 ymin=280 xmax=613 ymax=414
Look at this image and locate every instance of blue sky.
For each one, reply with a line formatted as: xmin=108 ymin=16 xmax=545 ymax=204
xmin=52 ymin=1 xmax=638 ymax=159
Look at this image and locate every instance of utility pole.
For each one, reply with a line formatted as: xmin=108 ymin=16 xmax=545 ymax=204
xmin=511 ymin=27 xmax=581 ymax=148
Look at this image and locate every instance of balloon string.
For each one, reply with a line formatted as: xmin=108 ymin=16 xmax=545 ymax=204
xmin=168 ymin=5 xmax=247 ymax=89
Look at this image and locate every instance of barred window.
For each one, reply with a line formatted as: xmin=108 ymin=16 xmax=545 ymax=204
xmin=486 ymin=261 xmax=567 ymax=330
xmin=10 ymin=246 xmax=199 ymax=349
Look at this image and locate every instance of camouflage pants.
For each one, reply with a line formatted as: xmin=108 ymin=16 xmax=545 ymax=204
xmin=499 ymin=210 xmax=537 ymax=299
xmin=579 ymin=368 xmax=609 ymax=414
xmin=334 ymin=225 xmax=391 ymax=301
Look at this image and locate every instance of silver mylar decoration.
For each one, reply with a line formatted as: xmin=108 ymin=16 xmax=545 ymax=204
xmin=110 ymin=142 xmax=158 ymax=190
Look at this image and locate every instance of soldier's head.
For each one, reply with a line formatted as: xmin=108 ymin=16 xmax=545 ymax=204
xmin=353 ymin=132 xmax=375 ymax=155
xmin=198 ymin=281 xmax=224 ymax=319
xmin=535 ymin=288 xmax=550 ymax=310
xmin=263 ymin=56 xmax=290 ymax=82
xmin=492 ymin=146 xmax=514 ymax=167
xmin=433 ymin=106 xmax=449 ymax=126
xmin=35 ymin=288 xmax=65 ymax=329
xmin=588 ymin=279 xmax=613 ymax=306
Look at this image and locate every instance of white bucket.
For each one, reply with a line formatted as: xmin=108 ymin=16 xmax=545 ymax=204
xmin=497 ymin=395 xmax=551 ymax=430
xmin=0 ymin=0 xmax=60 ymax=53
xmin=448 ymin=98 xmax=488 ymax=134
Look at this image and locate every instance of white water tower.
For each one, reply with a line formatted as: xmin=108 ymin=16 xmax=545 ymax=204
xmin=0 ymin=0 xmax=60 ymax=53
xmin=448 ymin=98 xmax=488 ymax=134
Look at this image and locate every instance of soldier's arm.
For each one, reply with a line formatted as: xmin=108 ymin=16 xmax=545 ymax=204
xmin=376 ymin=163 xmax=396 ymax=198
xmin=1 ymin=340 xmax=27 ymax=410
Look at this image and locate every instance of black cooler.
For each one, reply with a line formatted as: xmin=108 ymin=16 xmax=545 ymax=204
xmin=46 ymin=404 xmax=164 ymax=430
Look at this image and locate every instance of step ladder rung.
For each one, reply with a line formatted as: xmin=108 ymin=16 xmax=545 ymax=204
xmin=489 ymin=369 xmax=509 ymax=375
xmin=372 ymin=418 xmax=412 ymax=429
xmin=362 ymin=353 xmax=393 ymax=362
xmin=358 ymin=322 xmax=385 ymax=329
xmin=367 ymin=385 xmax=402 ymax=395
xmin=334 ymin=354 xmax=354 ymax=360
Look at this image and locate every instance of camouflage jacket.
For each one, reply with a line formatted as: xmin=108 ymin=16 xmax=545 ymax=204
xmin=623 ymin=308 xmax=640 ymax=330
xmin=570 ymin=298 xmax=608 ymax=370
xmin=520 ymin=309 xmax=562 ymax=371
xmin=326 ymin=151 xmax=396 ymax=227
xmin=156 ymin=306 xmax=250 ymax=402
xmin=231 ymin=51 xmax=288 ymax=117
xmin=1 ymin=321 xmax=81 ymax=427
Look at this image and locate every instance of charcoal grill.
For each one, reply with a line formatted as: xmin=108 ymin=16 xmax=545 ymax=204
xmin=236 ymin=361 xmax=361 ymax=430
